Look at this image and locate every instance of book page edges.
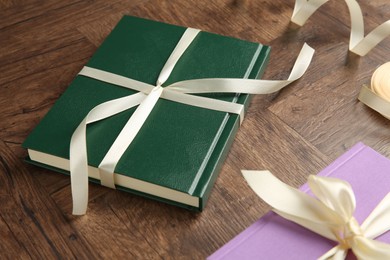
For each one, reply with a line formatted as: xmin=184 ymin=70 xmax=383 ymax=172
xmin=28 ymin=149 xmax=199 ymax=207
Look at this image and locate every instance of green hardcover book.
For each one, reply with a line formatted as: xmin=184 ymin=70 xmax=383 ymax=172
xmin=23 ymin=15 xmax=270 ymax=211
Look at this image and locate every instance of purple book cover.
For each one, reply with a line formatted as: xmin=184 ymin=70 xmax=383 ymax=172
xmin=209 ymin=142 xmax=390 ymax=259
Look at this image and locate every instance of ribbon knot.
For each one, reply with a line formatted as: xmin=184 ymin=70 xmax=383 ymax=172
xmin=338 ymin=217 xmax=364 ymax=250
xmin=242 ymin=170 xmax=390 ymax=259
xmin=151 ymin=85 xmax=164 ymax=95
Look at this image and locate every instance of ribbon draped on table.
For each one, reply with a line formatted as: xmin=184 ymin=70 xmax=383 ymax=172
xmin=291 ymin=0 xmax=390 ymax=56
xmin=242 ymin=170 xmax=390 ymax=259
xmin=70 ymin=28 xmax=315 ymax=215
xmin=358 ymin=62 xmax=390 ymax=119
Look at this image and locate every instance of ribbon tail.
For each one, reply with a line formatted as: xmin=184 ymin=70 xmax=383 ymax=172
xmin=352 ymin=236 xmax=390 ymax=259
xmin=98 ymin=86 xmax=163 ymax=187
xmin=287 ymin=43 xmax=315 ymax=81
xmin=332 ymin=250 xmax=348 ymax=260
xmin=242 ymin=170 xmax=339 ymax=240
xmin=318 ymin=245 xmax=347 ymax=260
xmin=167 ymin=43 xmax=315 ymax=95
xmin=70 ymin=118 xmax=89 ymax=215
xmin=70 ymin=93 xmax=146 ymax=215
xmin=361 ymin=193 xmax=390 ymax=239
xmin=291 ymin=0 xmax=329 ymax=26
xmin=273 ymin=209 xmax=338 ymax=241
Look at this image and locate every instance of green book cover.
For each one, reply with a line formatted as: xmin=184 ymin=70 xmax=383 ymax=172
xmin=23 ymin=15 xmax=270 ymax=211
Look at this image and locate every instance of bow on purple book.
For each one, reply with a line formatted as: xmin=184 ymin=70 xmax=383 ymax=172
xmin=242 ymin=170 xmax=390 ymax=259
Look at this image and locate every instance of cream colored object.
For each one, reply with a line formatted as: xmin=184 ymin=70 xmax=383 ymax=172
xmin=291 ymin=0 xmax=390 ymax=56
xmin=371 ymin=63 xmax=390 ymax=103
xmin=70 ymin=28 xmax=315 ymax=215
xmin=242 ymin=170 xmax=390 ymax=259
xmin=359 ymin=62 xmax=390 ymax=119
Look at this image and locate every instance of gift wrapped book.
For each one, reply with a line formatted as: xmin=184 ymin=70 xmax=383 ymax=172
xmin=22 ymin=15 xmax=271 ymax=213
xmin=209 ymin=143 xmax=390 ymax=259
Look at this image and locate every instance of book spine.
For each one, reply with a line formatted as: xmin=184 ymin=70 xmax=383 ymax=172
xmin=193 ymin=45 xmax=271 ymax=210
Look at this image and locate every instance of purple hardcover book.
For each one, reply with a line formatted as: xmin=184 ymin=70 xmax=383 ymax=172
xmin=209 ymin=142 xmax=390 ymax=259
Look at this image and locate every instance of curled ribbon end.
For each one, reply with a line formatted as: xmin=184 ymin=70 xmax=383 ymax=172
xmin=241 ymin=170 xmax=272 ymax=185
xmin=349 ymin=48 xmax=366 ymax=57
xmin=241 ymin=170 xmax=252 ymax=180
xmin=290 ymin=17 xmax=306 ymax=27
xmin=72 ymin=207 xmax=87 ymax=216
xmin=71 ymin=186 xmax=88 ymax=216
xmin=302 ymin=43 xmax=315 ymax=57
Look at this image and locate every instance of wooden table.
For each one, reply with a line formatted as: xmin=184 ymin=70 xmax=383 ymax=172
xmin=1 ymin=0 xmax=389 ymax=258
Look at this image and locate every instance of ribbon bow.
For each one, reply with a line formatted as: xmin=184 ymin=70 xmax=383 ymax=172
xmin=70 ymin=28 xmax=315 ymax=215
xmin=291 ymin=0 xmax=390 ymax=56
xmin=242 ymin=170 xmax=390 ymax=259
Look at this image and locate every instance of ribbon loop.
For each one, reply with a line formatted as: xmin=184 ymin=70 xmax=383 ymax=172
xmin=308 ymin=175 xmax=356 ymax=222
xmin=291 ymin=0 xmax=390 ymax=56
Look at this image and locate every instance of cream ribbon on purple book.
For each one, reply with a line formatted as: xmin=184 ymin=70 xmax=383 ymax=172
xmin=70 ymin=28 xmax=315 ymax=215
xmin=243 ymin=170 xmax=390 ymax=259
xmin=291 ymin=0 xmax=390 ymax=56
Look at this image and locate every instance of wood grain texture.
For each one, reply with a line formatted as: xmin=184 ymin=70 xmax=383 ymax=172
xmin=0 ymin=0 xmax=389 ymax=258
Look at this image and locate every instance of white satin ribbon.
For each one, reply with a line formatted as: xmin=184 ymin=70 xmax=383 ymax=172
xmin=70 ymin=27 xmax=315 ymax=215
xmin=358 ymin=62 xmax=390 ymax=119
xmin=242 ymin=170 xmax=390 ymax=259
xmin=291 ymin=0 xmax=390 ymax=56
